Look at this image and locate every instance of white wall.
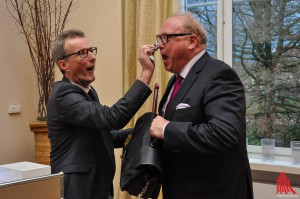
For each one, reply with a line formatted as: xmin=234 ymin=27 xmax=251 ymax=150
xmin=63 ymin=1 xmax=123 ymax=105
xmin=0 ymin=1 xmax=36 ymax=164
xmin=0 ymin=0 xmax=123 ymax=196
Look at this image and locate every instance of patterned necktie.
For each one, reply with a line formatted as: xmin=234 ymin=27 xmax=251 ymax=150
xmin=166 ymin=75 xmax=183 ymax=109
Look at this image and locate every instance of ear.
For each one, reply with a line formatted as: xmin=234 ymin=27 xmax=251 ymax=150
xmin=188 ymin=34 xmax=198 ymax=49
xmin=57 ymin=60 xmax=69 ymax=72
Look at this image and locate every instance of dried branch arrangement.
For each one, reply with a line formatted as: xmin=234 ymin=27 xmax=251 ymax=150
xmin=6 ymin=0 xmax=76 ymax=120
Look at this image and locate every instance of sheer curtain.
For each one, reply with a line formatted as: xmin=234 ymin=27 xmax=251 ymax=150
xmin=118 ymin=1 xmax=181 ymax=198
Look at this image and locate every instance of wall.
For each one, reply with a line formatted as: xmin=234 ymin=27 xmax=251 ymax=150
xmin=0 ymin=0 xmax=123 ymax=195
xmin=0 ymin=1 xmax=36 ymax=164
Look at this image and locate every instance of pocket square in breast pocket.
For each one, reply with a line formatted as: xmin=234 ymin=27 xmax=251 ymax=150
xmin=176 ymin=103 xmax=191 ymax=110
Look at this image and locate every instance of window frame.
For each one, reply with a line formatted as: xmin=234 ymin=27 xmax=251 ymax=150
xmin=184 ymin=0 xmax=297 ymax=158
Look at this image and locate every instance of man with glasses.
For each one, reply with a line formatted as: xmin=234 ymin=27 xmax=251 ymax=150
xmin=47 ymin=29 xmax=155 ymax=199
xmin=149 ymin=13 xmax=253 ymax=198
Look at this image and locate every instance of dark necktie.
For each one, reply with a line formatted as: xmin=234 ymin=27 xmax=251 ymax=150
xmin=88 ymin=90 xmax=97 ymax=101
xmin=166 ymin=75 xmax=183 ymax=109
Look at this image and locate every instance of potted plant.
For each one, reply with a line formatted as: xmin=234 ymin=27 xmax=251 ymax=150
xmin=6 ymin=0 xmax=76 ymax=120
xmin=6 ymin=0 xmax=76 ymax=164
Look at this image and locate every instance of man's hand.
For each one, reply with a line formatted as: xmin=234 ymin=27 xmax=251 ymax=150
xmin=150 ymin=116 xmax=169 ymax=139
xmin=137 ymin=44 xmax=156 ymax=85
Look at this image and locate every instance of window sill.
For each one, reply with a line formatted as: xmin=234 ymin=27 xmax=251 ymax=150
xmin=247 ymin=144 xmax=292 ymax=163
xmin=249 ymin=158 xmax=300 ymax=175
xmin=248 ymin=145 xmax=300 ymax=186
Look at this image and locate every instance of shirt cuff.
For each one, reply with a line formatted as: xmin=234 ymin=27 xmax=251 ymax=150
xmin=162 ymin=121 xmax=170 ymax=139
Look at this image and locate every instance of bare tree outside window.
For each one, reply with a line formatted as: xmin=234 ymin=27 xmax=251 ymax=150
xmin=187 ymin=0 xmax=300 ymax=147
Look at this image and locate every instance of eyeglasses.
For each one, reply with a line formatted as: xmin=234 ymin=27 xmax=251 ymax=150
xmin=156 ymin=33 xmax=192 ymax=44
xmin=61 ymin=47 xmax=97 ymax=60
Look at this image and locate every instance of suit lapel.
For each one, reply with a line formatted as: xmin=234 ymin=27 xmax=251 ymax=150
xmin=162 ymin=52 xmax=211 ymax=119
xmin=88 ymin=87 xmax=99 ymax=102
xmin=61 ymin=76 xmax=99 ymax=102
xmin=164 ymin=73 xmax=198 ymax=119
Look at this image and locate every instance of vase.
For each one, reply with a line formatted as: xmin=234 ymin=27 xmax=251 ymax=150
xmin=29 ymin=121 xmax=50 ymax=165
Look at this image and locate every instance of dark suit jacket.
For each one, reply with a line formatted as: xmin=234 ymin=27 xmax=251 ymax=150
xmin=47 ymin=77 xmax=151 ymax=199
xmin=159 ymin=52 xmax=253 ymax=199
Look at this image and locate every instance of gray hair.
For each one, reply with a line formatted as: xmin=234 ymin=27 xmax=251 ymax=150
xmin=171 ymin=12 xmax=207 ymax=45
xmin=51 ymin=29 xmax=85 ymax=64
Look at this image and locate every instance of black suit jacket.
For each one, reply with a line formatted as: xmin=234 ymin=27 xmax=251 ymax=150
xmin=160 ymin=52 xmax=253 ymax=199
xmin=47 ymin=77 xmax=151 ymax=199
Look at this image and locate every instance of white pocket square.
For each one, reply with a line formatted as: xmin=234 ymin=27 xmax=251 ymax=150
xmin=176 ymin=103 xmax=191 ymax=110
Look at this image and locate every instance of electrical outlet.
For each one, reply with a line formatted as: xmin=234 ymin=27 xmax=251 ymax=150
xmin=8 ymin=104 xmax=21 ymax=114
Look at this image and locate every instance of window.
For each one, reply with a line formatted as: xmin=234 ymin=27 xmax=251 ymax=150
xmin=185 ymin=0 xmax=300 ymax=147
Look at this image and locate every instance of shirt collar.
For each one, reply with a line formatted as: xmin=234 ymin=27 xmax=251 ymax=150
xmin=69 ymin=80 xmax=91 ymax=93
xmin=179 ymin=49 xmax=206 ymax=79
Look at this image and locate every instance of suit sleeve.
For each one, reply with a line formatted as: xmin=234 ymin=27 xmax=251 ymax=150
xmin=53 ymin=80 xmax=151 ymax=131
xmin=110 ymin=128 xmax=133 ymax=148
xmin=163 ymin=67 xmax=246 ymax=156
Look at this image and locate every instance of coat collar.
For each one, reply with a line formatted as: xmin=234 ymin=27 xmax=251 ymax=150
xmin=62 ymin=76 xmax=91 ymax=93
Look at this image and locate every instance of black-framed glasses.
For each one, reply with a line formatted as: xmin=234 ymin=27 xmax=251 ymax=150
xmin=61 ymin=47 xmax=97 ymax=60
xmin=156 ymin=33 xmax=192 ymax=44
